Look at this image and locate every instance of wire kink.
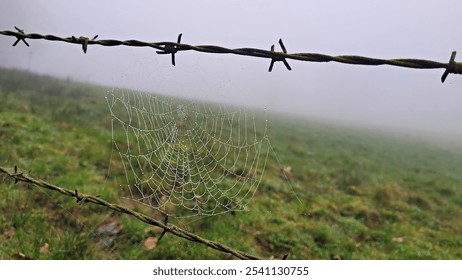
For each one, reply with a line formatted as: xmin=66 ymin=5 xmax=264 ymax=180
xmin=106 ymin=89 xmax=270 ymax=218
xmin=1 ymin=28 xmax=461 ymax=82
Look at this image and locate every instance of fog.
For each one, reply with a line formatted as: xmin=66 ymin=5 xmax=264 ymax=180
xmin=1 ymin=0 xmax=462 ymax=141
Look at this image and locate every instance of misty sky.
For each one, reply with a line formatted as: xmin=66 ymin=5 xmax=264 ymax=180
xmin=1 ymin=0 xmax=462 ymax=140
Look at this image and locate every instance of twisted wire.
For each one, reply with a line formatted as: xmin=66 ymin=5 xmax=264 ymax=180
xmin=0 ymin=166 xmax=262 ymax=260
xmin=1 ymin=28 xmax=460 ymax=82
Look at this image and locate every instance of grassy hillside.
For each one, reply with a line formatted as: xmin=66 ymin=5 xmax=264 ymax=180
xmin=0 ymin=67 xmax=461 ymax=259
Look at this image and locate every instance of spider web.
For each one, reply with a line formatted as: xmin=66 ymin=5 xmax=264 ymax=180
xmin=106 ymin=89 xmax=270 ymax=218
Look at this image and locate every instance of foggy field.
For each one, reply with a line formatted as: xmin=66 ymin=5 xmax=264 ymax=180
xmin=1 ymin=68 xmax=461 ymax=259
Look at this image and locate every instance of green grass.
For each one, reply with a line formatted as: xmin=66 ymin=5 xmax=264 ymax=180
xmin=1 ymin=67 xmax=461 ymax=259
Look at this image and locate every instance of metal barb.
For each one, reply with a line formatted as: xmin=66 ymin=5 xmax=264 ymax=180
xmin=278 ymin=39 xmax=288 ymax=53
xmin=13 ymin=165 xmax=19 ymax=184
xmin=268 ymin=39 xmax=291 ymax=72
xmin=75 ymin=189 xmax=88 ymax=204
xmin=158 ymin=214 xmax=169 ymax=241
xmin=71 ymin=35 xmax=97 ymax=54
xmin=75 ymin=189 xmax=80 ymax=203
xmin=12 ymin=27 xmax=29 ymax=47
xmin=79 ymin=36 xmax=89 ymax=54
xmin=441 ymin=51 xmax=458 ymax=83
xmin=156 ymin=33 xmax=182 ymax=66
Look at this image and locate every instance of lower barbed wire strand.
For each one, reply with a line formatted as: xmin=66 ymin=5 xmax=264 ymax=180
xmin=0 ymin=166 xmax=262 ymax=260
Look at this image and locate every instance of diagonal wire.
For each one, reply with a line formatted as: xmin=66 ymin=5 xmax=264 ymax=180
xmin=0 ymin=166 xmax=262 ymax=260
xmin=0 ymin=28 xmax=461 ymax=82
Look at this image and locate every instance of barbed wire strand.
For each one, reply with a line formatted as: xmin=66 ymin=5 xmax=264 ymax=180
xmin=0 ymin=166 xmax=263 ymax=260
xmin=1 ymin=27 xmax=461 ymax=82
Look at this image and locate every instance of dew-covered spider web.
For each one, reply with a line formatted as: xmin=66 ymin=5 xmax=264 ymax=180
xmin=106 ymin=89 xmax=270 ymax=218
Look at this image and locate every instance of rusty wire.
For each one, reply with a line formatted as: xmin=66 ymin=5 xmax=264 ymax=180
xmin=0 ymin=165 xmax=264 ymax=260
xmin=1 ymin=27 xmax=461 ymax=82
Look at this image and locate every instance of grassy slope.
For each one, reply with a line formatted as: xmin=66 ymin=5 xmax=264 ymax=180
xmin=0 ymin=67 xmax=461 ymax=259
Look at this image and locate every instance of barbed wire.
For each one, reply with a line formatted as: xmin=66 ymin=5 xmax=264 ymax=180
xmin=1 ymin=27 xmax=461 ymax=82
xmin=0 ymin=165 xmax=268 ymax=260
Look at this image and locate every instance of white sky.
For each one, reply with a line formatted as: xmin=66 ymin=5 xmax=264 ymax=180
xmin=1 ymin=0 xmax=462 ymax=140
